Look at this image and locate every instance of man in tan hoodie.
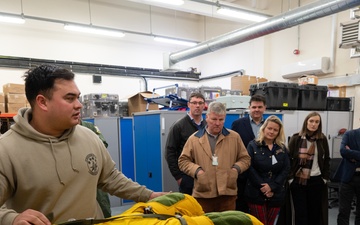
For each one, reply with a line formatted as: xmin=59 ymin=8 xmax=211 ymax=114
xmin=0 ymin=64 xmax=167 ymax=225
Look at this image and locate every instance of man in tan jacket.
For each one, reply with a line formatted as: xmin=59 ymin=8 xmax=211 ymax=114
xmin=178 ymin=101 xmax=250 ymax=213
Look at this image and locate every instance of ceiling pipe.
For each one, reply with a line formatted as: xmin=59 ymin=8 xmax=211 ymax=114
xmin=169 ymin=0 xmax=360 ymax=65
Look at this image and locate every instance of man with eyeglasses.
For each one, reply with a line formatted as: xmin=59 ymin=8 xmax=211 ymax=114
xmin=165 ymin=92 xmax=206 ymax=195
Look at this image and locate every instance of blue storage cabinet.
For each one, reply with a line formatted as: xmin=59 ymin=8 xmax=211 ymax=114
xmin=119 ymin=117 xmax=135 ymax=204
xmin=134 ymin=114 xmax=162 ymax=191
xmin=83 ymin=118 xmax=95 ymax=124
xmin=201 ymin=111 xmax=243 ymax=129
xmin=133 ymin=111 xmax=186 ymax=192
xmin=224 ymin=111 xmax=242 ymax=129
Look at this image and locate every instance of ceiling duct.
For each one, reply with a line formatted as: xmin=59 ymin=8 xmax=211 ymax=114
xmin=168 ymin=0 xmax=360 ymax=65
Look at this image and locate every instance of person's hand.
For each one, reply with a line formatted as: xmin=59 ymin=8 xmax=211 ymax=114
xmin=13 ymin=209 xmax=51 ymax=225
xmin=345 ymin=145 xmax=357 ymax=162
xmin=265 ymin=191 xmax=274 ymax=198
xmin=149 ymin=191 xmax=170 ymax=200
xmin=260 ymin=183 xmax=271 ymax=195
xmin=196 ymin=169 xmax=204 ymax=176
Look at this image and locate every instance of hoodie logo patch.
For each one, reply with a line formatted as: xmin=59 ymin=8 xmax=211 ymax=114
xmin=85 ymin=153 xmax=98 ymax=175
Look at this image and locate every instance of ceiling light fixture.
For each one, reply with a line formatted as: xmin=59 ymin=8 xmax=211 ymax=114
xmin=0 ymin=13 xmax=25 ymax=24
xmin=0 ymin=0 xmax=25 ymax=24
xmin=217 ymin=7 xmax=269 ymax=23
xmin=154 ymin=36 xmax=197 ymax=47
xmin=64 ymin=24 xmax=125 ymax=38
xmin=144 ymin=0 xmax=185 ymax=6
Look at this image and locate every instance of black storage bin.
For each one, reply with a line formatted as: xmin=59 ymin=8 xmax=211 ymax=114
xmin=250 ymin=81 xmax=299 ymax=110
xmin=327 ymin=97 xmax=351 ymax=111
xmin=298 ymin=85 xmax=328 ymax=110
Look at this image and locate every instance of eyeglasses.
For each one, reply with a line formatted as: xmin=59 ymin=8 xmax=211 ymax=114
xmin=189 ymin=101 xmax=205 ymax=105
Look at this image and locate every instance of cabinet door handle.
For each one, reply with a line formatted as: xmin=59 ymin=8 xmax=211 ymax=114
xmin=148 ymin=172 xmax=152 ymax=178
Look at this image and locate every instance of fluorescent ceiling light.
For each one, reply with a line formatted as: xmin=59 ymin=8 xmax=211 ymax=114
xmin=64 ymin=24 xmax=125 ymax=38
xmin=144 ymin=0 xmax=184 ymax=6
xmin=217 ymin=7 xmax=268 ymax=23
xmin=0 ymin=14 xmax=25 ymax=24
xmin=154 ymin=37 xmax=197 ymax=47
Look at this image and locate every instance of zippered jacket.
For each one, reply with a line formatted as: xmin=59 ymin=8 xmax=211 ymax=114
xmin=178 ymin=127 xmax=251 ymax=198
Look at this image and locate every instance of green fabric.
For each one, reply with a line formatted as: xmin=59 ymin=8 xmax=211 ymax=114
xmin=80 ymin=121 xmax=109 ymax=148
xmin=147 ymin=192 xmax=185 ymax=206
xmin=205 ymin=210 xmax=253 ymax=225
xmin=96 ymin=189 xmax=112 ymax=218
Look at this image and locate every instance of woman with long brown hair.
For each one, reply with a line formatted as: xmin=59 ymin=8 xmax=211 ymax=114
xmin=288 ymin=111 xmax=330 ymax=225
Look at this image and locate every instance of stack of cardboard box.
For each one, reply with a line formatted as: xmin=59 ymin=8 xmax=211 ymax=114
xmin=0 ymin=93 xmax=4 ymax=113
xmin=3 ymin=83 xmax=27 ymax=113
xmin=231 ymin=75 xmax=268 ymax=96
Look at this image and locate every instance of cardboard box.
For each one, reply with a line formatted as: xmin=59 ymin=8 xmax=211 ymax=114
xmin=3 ymin=83 xmax=25 ymax=94
xmin=6 ymin=103 xmax=27 ymax=113
xmin=0 ymin=103 xmax=5 ymax=113
xmin=5 ymin=93 xmax=27 ymax=104
xmin=0 ymin=93 xmax=4 ymax=103
xmin=298 ymin=75 xmax=318 ymax=85
xmin=328 ymin=85 xmax=346 ymax=97
xmin=231 ymin=75 xmax=268 ymax=95
xmin=128 ymin=91 xmax=159 ymax=115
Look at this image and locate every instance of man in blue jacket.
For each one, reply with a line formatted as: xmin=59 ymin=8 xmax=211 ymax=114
xmin=337 ymin=127 xmax=360 ymax=225
xmin=231 ymin=94 xmax=266 ymax=212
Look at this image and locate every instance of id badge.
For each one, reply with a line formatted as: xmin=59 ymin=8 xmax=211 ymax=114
xmin=212 ymin=155 xmax=218 ymax=166
xmin=272 ymin=155 xmax=278 ymax=165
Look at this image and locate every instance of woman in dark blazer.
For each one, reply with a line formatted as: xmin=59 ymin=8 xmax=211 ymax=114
xmin=288 ymin=111 xmax=330 ymax=225
xmin=245 ymin=115 xmax=290 ymax=225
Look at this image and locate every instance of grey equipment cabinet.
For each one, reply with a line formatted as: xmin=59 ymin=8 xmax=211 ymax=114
xmin=332 ymin=136 xmax=343 ymax=158
xmin=83 ymin=117 xmax=136 ymax=207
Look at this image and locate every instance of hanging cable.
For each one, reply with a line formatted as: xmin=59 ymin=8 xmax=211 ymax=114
xmin=88 ymin=0 xmax=93 ymax=25
xmin=149 ymin=5 xmax=153 ymax=35
xmin=20 ymin=0 xmax=24 ymax=17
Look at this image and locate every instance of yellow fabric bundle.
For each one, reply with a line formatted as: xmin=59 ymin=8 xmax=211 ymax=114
xmin=56 ymin=193 xmax=263 ymax=225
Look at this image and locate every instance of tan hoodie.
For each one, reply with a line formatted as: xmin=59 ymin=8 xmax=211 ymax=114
xmin=0 ymin=108 xmax=152 ymax=224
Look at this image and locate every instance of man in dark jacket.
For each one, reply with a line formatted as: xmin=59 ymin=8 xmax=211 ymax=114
xmin=337 ymin=127 xmax=360 ymax=225
xmin=231 ymin=94 xmax=266 ymax=212
xmin=165 ymin=92 xmax=206 ymax=194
